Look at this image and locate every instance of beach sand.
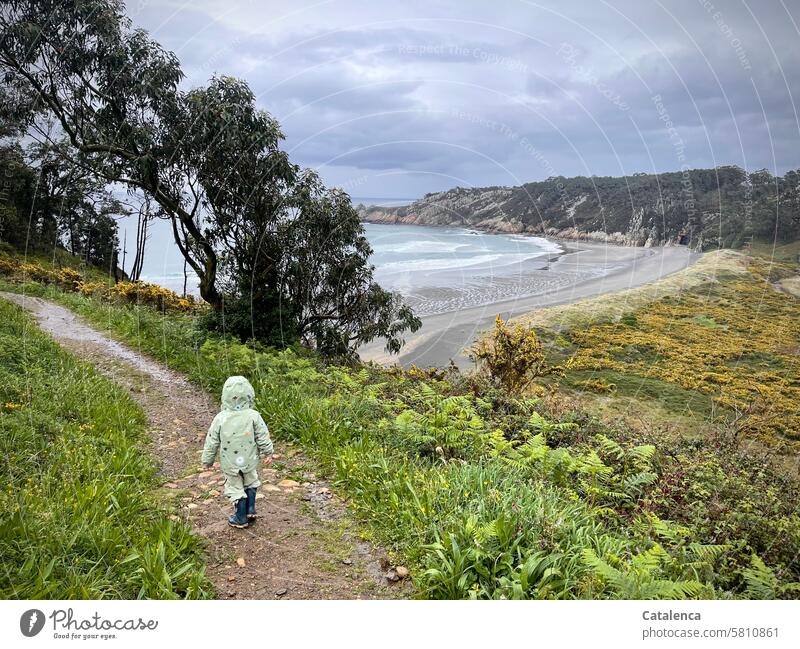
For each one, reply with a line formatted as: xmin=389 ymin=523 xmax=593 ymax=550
xmin=359 ymin=240 xmax=702 ymax=368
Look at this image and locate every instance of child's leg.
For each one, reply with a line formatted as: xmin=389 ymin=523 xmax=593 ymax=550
xmin=224 ymin=471 xmax=249 ymax=528
xmin=242 ymin=469 xmax=261 ymax=519
xmin=223 ymin=471 xmax=246 ymax=504
xmin=242 ymin=469 xmax=261 ymax=491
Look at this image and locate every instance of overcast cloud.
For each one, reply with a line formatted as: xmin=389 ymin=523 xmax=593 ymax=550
xmin=130 ymin=0 xmax=800 ymax=200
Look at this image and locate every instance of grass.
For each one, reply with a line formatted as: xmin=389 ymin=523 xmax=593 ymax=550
xmin=564 ymin=369 xmax=720 ymax=420
xmin=0 ymin=298 xmax=212 ymax=599
xmin=2 ymin=250 xmax=799 ymax=600
xmin=748 ymin=239 xmax=800 ymax=264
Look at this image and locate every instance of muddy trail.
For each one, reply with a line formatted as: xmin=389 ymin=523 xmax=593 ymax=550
xmin=2 ymin=292 xmax=409 ymax=600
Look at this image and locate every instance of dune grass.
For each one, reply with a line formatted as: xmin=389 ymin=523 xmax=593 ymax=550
xmin=0 ymin=298 xmax=211 ymax=599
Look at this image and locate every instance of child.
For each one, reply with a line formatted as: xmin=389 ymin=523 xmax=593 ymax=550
xmin=202 ymin=375 xmax=274 ymax=528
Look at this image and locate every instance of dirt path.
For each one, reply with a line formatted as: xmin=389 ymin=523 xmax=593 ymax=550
xmin=2 ymin=292 xmax=408 ymax=600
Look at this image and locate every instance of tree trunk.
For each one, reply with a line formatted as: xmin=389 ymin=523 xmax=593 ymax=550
xmin=130 ymin=201 xmax=148 ymax=281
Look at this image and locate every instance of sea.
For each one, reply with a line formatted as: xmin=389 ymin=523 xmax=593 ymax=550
xmin=121 ymin=198 xmax=562 ymax=315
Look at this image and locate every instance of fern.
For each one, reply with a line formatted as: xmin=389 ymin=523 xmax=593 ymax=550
xmin=583 ymin=547 xmax=708 ymax=599
xmin=742 ymin=554 xmax=780 ymax=599
xmin=596 ymin=434 xmax=624 ymax=461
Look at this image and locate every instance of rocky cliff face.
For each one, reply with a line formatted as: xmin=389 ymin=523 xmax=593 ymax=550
xmin=358 ymin=167 xmax=800 ymax=250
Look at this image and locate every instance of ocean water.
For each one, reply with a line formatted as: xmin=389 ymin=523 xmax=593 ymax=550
xmin=123 ymin=212 xmax=562 ymax=315
xmin=366 ymin=222 xmax=560 ymax=288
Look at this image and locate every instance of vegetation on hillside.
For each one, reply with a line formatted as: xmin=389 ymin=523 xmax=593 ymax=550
xmin=3 ymin=258 xmax=797 ymax=600
xmin=562 ymin=258 xmax=799 ymax=449
xmin=510 ymin=251 xmax=800 ymax=453
xmin=0 ymin=299 xmax=211 ymax=598
xmin=0 ymin=253 xmax=200 ymax=313
xmin=362 ymin=166 xmax=800 ymax=250
xmin=0 ymin=139 xmax=123 ymax=272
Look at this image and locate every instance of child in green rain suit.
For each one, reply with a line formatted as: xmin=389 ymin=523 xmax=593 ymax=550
xmin=202 ymin=376 xmax=274 ymax=528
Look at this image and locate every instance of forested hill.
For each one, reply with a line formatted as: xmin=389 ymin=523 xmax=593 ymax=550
xmin=359 ymin=167 xmax=800 ymax=250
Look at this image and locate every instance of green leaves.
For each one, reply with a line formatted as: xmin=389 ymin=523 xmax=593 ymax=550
xmin=391 ymin=390 xmax=486 ymax=460
xmin=0 ymin=299 xmax=211 ymax=599
xmin=741 ymin=554 xmax=800 ymax=599
xmin=582 ymin=547 xmax=708 ymax=599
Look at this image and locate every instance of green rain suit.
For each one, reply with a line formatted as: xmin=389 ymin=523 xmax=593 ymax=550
xmin=201 ymin=375 xmax=273 ymax=503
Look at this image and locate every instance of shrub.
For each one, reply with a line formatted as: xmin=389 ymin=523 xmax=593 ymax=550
xmin=198 ymin=290 xmax=297 ymax=348
xmin=472 ymin=315 xmax=561 ymax=394
xmin=0 ymin=254 xmax=200 ymax=313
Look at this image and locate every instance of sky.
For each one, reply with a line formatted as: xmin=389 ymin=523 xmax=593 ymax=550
xmin=129 ymin=0 xmax=800 ymax=200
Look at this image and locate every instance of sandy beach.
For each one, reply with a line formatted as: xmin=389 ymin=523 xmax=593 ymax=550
xmin=360 ymin=240 xmax=702 ymax=368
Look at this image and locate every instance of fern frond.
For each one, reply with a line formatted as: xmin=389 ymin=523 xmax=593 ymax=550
xmin=595 ymin=434 xmax=624 ymax=460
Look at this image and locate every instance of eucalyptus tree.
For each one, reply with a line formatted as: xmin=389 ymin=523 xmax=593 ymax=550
xmin=282 ymin=171 xmax=421 ymax=356
xmin=182 ymin=78 xmax=421 ymax=355
xmin=0 ymin=0 xmax=221 ymax=304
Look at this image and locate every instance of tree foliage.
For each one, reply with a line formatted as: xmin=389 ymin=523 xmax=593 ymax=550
xmin=0 ymin=0 xmax=420 ymax=356
xmin=0 ymin=140 xmax=122 ymax=270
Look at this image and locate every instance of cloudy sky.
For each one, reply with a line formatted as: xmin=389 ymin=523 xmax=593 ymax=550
xmin=130 ymin=0 xmax=799 ymax=200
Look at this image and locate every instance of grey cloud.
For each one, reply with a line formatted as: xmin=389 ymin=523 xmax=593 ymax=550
xmin=130 ymin=0 xmax=799 ymax=198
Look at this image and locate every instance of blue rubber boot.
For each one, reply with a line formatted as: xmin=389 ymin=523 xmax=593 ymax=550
xmin=228 ymin=497 xmax=249 ymax=528
xmin=245 ymin=487 xmax=257 ymax=520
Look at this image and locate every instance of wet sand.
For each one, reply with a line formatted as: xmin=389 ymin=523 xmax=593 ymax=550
xmin=360 ymin=240 xmax=702 ymax=368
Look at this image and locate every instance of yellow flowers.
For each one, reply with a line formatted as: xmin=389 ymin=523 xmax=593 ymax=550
xmin=0 ymin=255 xmax=201 ymax=313
xmin=567 ymin=264 xmax=800 ymax=447
xmin=77 ymin=280 xmax=106 ymax=296
xmin=57 ymin=268 xmax=82 ymax=289
xmin=107 ymin=280 xmax=200 ymax=312
xmin=3 ymin=402 xmax=22 ymax=410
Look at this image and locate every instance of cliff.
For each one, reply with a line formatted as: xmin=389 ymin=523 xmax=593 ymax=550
xmin=359 ymin=167 xmax=800 ymax=250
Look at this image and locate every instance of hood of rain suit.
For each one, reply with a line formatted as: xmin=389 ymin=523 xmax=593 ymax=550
xmin=221 ymin=375 xmax=255 ymax=411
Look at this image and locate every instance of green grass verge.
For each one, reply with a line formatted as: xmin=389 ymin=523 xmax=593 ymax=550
xmin=0 ymin=298 xmax=212 ymax=599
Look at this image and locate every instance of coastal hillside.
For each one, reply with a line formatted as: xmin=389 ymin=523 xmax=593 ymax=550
xmin=360 ymin=167 xmax=800 ymax=250
xmin=2 ymin=246 xmax=799 ymax=599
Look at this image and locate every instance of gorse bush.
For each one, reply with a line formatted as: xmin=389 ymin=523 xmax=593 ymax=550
xmin=0 ymin=299 xmax=211 ymax=598
xmin=0 ymin=254 xmax=200 ymax=313
xmin=472 ymin=315 xmax=561 ymax=395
